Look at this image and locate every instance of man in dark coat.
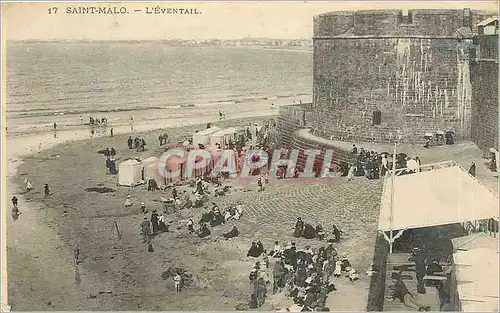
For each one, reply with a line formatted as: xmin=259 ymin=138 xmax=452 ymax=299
xmin=150 ymin=210 xmax=159 ymax=235
xmin=127 ymin=136 xmax=133 ymax=149
xmin=408 ymin=247 xmax=427 ymax=294
xmin=293 ymin=217 xmax=304 ymax=237
xmin=140 ymin=217 xmax=151 ymax=243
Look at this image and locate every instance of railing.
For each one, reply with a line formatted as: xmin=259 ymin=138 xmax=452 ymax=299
xmin=385 ymin=160 xmax=458 ymax=177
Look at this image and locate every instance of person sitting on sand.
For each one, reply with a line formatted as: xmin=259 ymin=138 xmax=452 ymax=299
xmin=124 ymin=195 xmax=133 ymax=208
xmin=24 ymin=179 xmax=33 ymax=193
xmin=388 ymin=272 xmax=431 ymax=311
xmin=187 ymin=218 xmax=195 ymax=234
xmin=235 ymin=202 xmax=243 ymax=219
xmin=340 ymin=253 xmax=352 ymax=272
xmin=293 ymin=217 xmax=304 ymax=238
xmin=315 ymin=224 xmax=326 ymax=240
xmin=247 ymin=242 xmax=262 ymax=258
xmin=270 ymin=241 xmax=282 ymax=258
xmin=248 ymin=293 xmax=258 ymax=309
xmin=223 ymin=224 xmax=239 ymax=240
xmin=328 ymin=225 xmax=342 ymax=243
xmin=196 ymin=223 xmax=211 ymax=238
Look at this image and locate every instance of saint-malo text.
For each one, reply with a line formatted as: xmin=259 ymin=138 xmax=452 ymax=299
xmin=65 ymin=6 xmax=128 ymax=14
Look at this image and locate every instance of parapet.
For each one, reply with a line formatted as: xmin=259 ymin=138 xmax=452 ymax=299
xmin=314 ymin=9 xmax=495 ymax=38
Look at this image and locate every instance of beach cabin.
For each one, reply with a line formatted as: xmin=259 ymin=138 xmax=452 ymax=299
xmin=192 ymin=126 xmax=221 ymax=146
xmin=118 ymin=159 xmax=143 ymax=187
xmin=142 ymin=156 xmax=166 ymax=188
xmin=210 ymin=127 xmax=238 ymax=147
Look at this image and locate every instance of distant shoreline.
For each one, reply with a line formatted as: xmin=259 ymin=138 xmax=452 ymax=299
xmin=6 ymin=40 xmax=313 ymax=52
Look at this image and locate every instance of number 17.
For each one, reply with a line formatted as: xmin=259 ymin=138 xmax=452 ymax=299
xmin=48 ymin=7 xmax=58 ymax=14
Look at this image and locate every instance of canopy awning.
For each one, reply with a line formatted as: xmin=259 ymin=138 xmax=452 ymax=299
xmin=378 ymin=165 xmax=499 ymax=231
xmin=452 ymin=233 xmax=499 ymax=252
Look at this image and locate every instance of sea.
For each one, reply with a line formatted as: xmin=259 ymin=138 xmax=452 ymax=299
xmin=6 ymin=42 xmax=313 ymax=135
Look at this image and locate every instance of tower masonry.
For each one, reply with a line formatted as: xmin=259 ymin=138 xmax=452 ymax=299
xmin=311 ymin=9 xmax=495 ymax=143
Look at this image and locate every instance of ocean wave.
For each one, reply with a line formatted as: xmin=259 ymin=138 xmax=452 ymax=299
xmin=8 ymin=89 xmax=311 ymax=118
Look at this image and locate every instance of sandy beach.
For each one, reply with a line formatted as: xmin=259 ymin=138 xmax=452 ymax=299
xmin=4 ymin=99 xmax=385 ymax=311
xmin=4 ymin=108 xmax=279 ymax=310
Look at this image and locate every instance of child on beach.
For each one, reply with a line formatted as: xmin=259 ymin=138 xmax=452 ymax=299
xmin=174 ymin=272 xmax=183 ymax=293
xmin=24 ymin=179 xmax=33 ymax=192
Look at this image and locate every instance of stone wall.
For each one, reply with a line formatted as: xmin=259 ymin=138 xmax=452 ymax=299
xmin=276 ymin=105 xmax=307 ymax=147
xmin=312 ymin=9 xmax=495 ymax=143
xmin=471 ymin=35 xmax=498 ymax=151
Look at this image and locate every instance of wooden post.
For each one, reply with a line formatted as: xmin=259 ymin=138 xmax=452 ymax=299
xmin=114 ymin=221 xmax=121 ymax=240
xmin=389 ymin=143 xmax=397 ymax=254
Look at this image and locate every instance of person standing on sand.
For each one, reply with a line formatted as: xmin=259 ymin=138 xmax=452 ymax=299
xmin=80 ymin=115 xmax=83 ymax=124
xmin=110 ymin=128 xmax=114 ymax=137
xmin=44 ymin=184 xmax=50 ymax=197
xmin=74 ymin=245 xmax=80 ymax=265
xmin=11 ymin=196 xmax=18 ymax=207
xmin=38 ymin=141 xmax=42 ymax=153
xmin=174 ymin=272 xmax=183 ymax=293
xmin=12 ymin=206 xmax=21 ymax=221
xmin=90 ymin=129 xmax=95 ymax=139
xmin=53 ymin=122 xmax=57 ymax=130
xmin=127 ymin=136 xmax=133 ymax=149
xmin=130 ymin=116 xmax=134 ymax=131
xmin=140 ymin=217 xmax=151 ymax=243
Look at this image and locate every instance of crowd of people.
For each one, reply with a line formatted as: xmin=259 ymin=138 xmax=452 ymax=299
xmin=244 ymin=240 xmax=366 ymax=311
xmin=345 ymin=144 xmax=422 ymax=181
xmin=293 ymin=218 xmax=342 ymax=243
xmin=88 ymin=116 xmax=108 ymax=126
xmin=98 ymin=147 xmax=118 ymax=174
xmin=127 ymin=136 xmax=147 ymax=152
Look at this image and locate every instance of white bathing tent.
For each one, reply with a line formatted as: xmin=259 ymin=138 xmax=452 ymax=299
xmin=210 ymin=127 xmax=238 ymax=147
xmin=142 ymin=156 xmax=166 ymax=187
xmin=192 ymin=126 xmax=220 ymax=146
xmin=118 ymin=159 xmax=143 ymax=187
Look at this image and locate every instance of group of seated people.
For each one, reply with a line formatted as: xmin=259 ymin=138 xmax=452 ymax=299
xmin=245 ymin=240 xmax=360 ymax=311
xmin=293 ymin=218 xmax=342 ymax=242
xmin=187 ymin=203 xmax=243 ymax=239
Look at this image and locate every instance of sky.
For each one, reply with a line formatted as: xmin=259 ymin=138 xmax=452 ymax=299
xmin=2 ymin=1 xmax=498 ymax=40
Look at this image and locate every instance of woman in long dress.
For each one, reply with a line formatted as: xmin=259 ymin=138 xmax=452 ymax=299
xmin=347 ymin=165 xmax=357 ymax=181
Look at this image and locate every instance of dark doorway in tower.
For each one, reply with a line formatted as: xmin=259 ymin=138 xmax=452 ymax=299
xmin=372 ymin=110 xmax=382 ymax=126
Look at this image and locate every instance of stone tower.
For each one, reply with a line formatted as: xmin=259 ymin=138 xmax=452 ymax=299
xmin=311 ymin=9 xmax=494 ymax=143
